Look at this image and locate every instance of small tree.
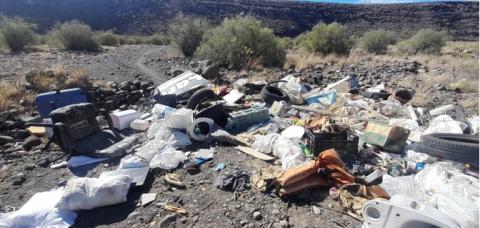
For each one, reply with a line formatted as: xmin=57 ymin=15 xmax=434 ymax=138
xmin=359 ymin=30 xmax=397 ymax=54
xmin=95 ymin=31 xmax=119 ymax=46
xmin=196 ymin=16 xmax=285 ymax=69
xmin=400 ymin=29 xmax=448 ymax=53
xmin=297 ymin=22 xmax=353 ymax=55
xmin=52 ymin=20 xmax=100 ymax=51
xmin=0 ymin=17 xmax=36 ymax=52
xmin=168 ymin=14 xmax=211 ymax=56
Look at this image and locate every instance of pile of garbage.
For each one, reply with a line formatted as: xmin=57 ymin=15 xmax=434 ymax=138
xmin=1 ymin=68 xmax=478 ymax=228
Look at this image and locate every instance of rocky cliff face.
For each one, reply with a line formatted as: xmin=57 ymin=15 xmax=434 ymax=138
xmin=0 ymin=0 xmax=478 ymax=40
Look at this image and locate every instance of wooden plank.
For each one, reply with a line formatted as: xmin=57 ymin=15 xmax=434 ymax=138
xmin=236 ymin=146 xmax=275 ymax=161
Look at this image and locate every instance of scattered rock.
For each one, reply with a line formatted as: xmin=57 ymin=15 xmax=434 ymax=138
xmin=312 ymin=205 xmax=322 ymax=215
xmin=0 ymin=136 xmax=14 ymax=146
xmin=202 ymin=64 xmax=220 ymax=79
xmin=36 ymin=158 xmax=50 ymax=168
xmin=11 ymin=173 xmax=26 ymax=186
xmin=15 ymin=130 xmax=30 ymax=139
xmin=271 ymin=208 xmax=280 ymax=215
xmin=23 ymin=135 xmax=42 ymax=151
xmin=253 ymin=211 xmax=262 ymax=220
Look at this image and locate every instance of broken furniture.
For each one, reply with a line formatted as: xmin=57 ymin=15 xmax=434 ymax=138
xmin=30 ymin=103 xmax=124 ymax=157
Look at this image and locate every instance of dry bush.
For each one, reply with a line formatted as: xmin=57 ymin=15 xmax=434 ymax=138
xmin=26 ymin=66 xmax=67 ymax=92
xmin=0 ymin=81 xmax=21 ymax=111
xmin=284 ymin=49 xmax=369 ymax=70
xmin=0 ymin=17 xmax=36 ymax=52
xmin=64 ymin=69 xmax=90 ymax=89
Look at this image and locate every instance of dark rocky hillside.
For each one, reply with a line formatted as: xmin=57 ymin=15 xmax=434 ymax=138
xmin=0 ymin=0 xmax=478 ymax=40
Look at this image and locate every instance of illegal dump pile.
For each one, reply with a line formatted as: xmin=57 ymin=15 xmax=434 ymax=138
xmin=0 ymin=67 xmax=478 ymax=227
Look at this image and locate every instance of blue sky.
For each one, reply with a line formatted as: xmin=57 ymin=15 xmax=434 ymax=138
xmin=302 ymin=0 xmax=476 ymax=3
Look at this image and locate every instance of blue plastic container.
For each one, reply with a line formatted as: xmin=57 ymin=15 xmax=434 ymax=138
xmin=36 ymin=88 xmax=88 ymax=118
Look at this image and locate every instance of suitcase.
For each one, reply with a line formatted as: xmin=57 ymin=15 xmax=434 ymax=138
xmin=36 ymin=88 xmax=88 ymax=118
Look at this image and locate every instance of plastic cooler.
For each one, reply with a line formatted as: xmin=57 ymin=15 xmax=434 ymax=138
xmin=36 ymin=88 xmax=88 ymax=118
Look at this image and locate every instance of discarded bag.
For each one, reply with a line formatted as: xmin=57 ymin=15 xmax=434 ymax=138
xmin=214 ymin=170 xmax=250 ymax=192
xmin=150 ymin=147 xmax=187 ymax=170
xmin=0 ymin=189 xmax=77 ymax=228
xmin=56 ymin=175 xmax=132 ymax=210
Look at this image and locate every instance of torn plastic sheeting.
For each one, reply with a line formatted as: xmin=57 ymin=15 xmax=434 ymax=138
xmin=68 ymin=155 xmax=109 ymax=168
xmin=277 ymin=75 xmax=304 ymax=105
xmin=119 ymin=155 xmax=149 ymax=169
xmin=380 ymin=174 xmax=425 ymax=201
xmin=273 ymin=136 xmax=306 ymax=170
xmin=165 ymin=108 xmax=194 ymax=130
xmin=424 ymin=115 xmax=464 ymax=135
xmin=305 ymin=91 xmax=336 ymax=106
xmin=432 ymin=193 xmax=479 ymax=228
xmin=152 ymin=103 xmax=176 ymax=119
xmin=251 ymin=133 xmax=280 ymax=155
xmin=149 ymin=147 xmax=186 ymax=170
xmin=366 ymin=83 xmax=385 ymax=93
xmin=0 ymin=189 xmax=77 ymax=228
xmin=56 ymin=175 xmax=132 ymax=210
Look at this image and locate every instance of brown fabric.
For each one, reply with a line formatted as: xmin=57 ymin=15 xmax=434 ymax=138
xmin=277 ymin=149 xmax=357 ymax=197
xmin=279 ymin=174 xmax=329 ymax=197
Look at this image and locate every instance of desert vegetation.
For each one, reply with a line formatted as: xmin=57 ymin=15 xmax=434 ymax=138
xmin=168 ymin=14 xmax=211 ymax=57
xmin=196 ymin=16 xmax=285 ymax=69
xmin=0 ymin=15 xmax=458 ymax=72
xmin=0 ymin=17 xmax=36 ymax=52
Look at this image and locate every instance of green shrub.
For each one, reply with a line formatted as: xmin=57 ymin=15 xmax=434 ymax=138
xmin=358 ymin=30 xmax=397 ymax=54
xmin=400 ymin=29 xmax=448 ymax=53
xmin=168 ymin=14 xmax=211 ymax=56
xmin=0 ymin=17 xmax=36 ymax=52
xmin=95 ymin=31 xmax=119 ymax=46
xmin=278 ymin=37 xmax=294 ymax=50
xmin=297 ymin=22 xmax=353 ymax=55
xmin=196 ymin=16 xmax=285 ymax=69
xmin=146 ymin=33 xmax=170 ymax=45
xmin=52 ymin=21 xmax=100 ymax=51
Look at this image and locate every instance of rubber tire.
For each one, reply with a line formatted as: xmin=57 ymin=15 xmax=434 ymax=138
xmin=186 ymin=88 xmax=218 ymax=110
xmin=418 ymin=133 xmax=479 ymax=165
xmin=261 ymin=86 xmax=289 ymax=106
xmin=195 ymin=103 xmax=228 ymax=127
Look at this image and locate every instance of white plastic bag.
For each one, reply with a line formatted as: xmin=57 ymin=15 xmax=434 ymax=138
xmin=152 ymin=103 xmax=176 ymax=119
xmin=134 ymin=138 xmax=169 ymax=161
xmin=149 ymin=147 xmax=186 ymax=170
xmin=273 ymin=136 xmax=306 ymax=170
xmin=380 ymin=174 xmax=425 ymax=201
xmin=0 ymin=189 xmax=77 ymax=228
xmin=251 ymin=133 xmax=280 ymax=154
xmin=432 ymin=193 xmax=479 ymax=228
xmin=165 ymin=108 xmax=193 ymax=129
xmin=56 ymin=175 xmax=132 ymax=210
xmin=424 ymin=115 xmax=464 ymax=134
xmin=278 ymin=75 xmax=303 ymax=105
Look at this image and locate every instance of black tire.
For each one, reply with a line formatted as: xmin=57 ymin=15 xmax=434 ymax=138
xmin=418 ymin=133 xmax=479 ymax=165
xmin=186 ymin=88 xmax=218 ymax=110
xmin=261 ymin=85 xmax=289 ymax=106
xmin=195 ymin=103 xmax=228 ymax=127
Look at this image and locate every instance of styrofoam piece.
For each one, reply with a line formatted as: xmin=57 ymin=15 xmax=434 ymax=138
xmin=110 ymin=110 xmax=141 ymax=130
xmin=130 ymin=119 xmax=149 ymax=131
xmin=429 ymin=104 xmax=456 ymax=116
xmin=281 ymin=126 xmax=305 ymax=139
xmin=362 ymin=195 xmax=460 ymax=228
xmin=156 ymin=70 xmax=210 ymax=96
xmin=223 ymin=89 xmax=245 ymax=104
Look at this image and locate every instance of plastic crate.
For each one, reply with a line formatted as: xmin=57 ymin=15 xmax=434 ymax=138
xmin=305 ymin=129 xmax=359 ymax=155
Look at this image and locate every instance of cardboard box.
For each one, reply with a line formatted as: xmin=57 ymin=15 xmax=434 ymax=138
xmin=362 ymin=121 xmax=410 ymax=153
